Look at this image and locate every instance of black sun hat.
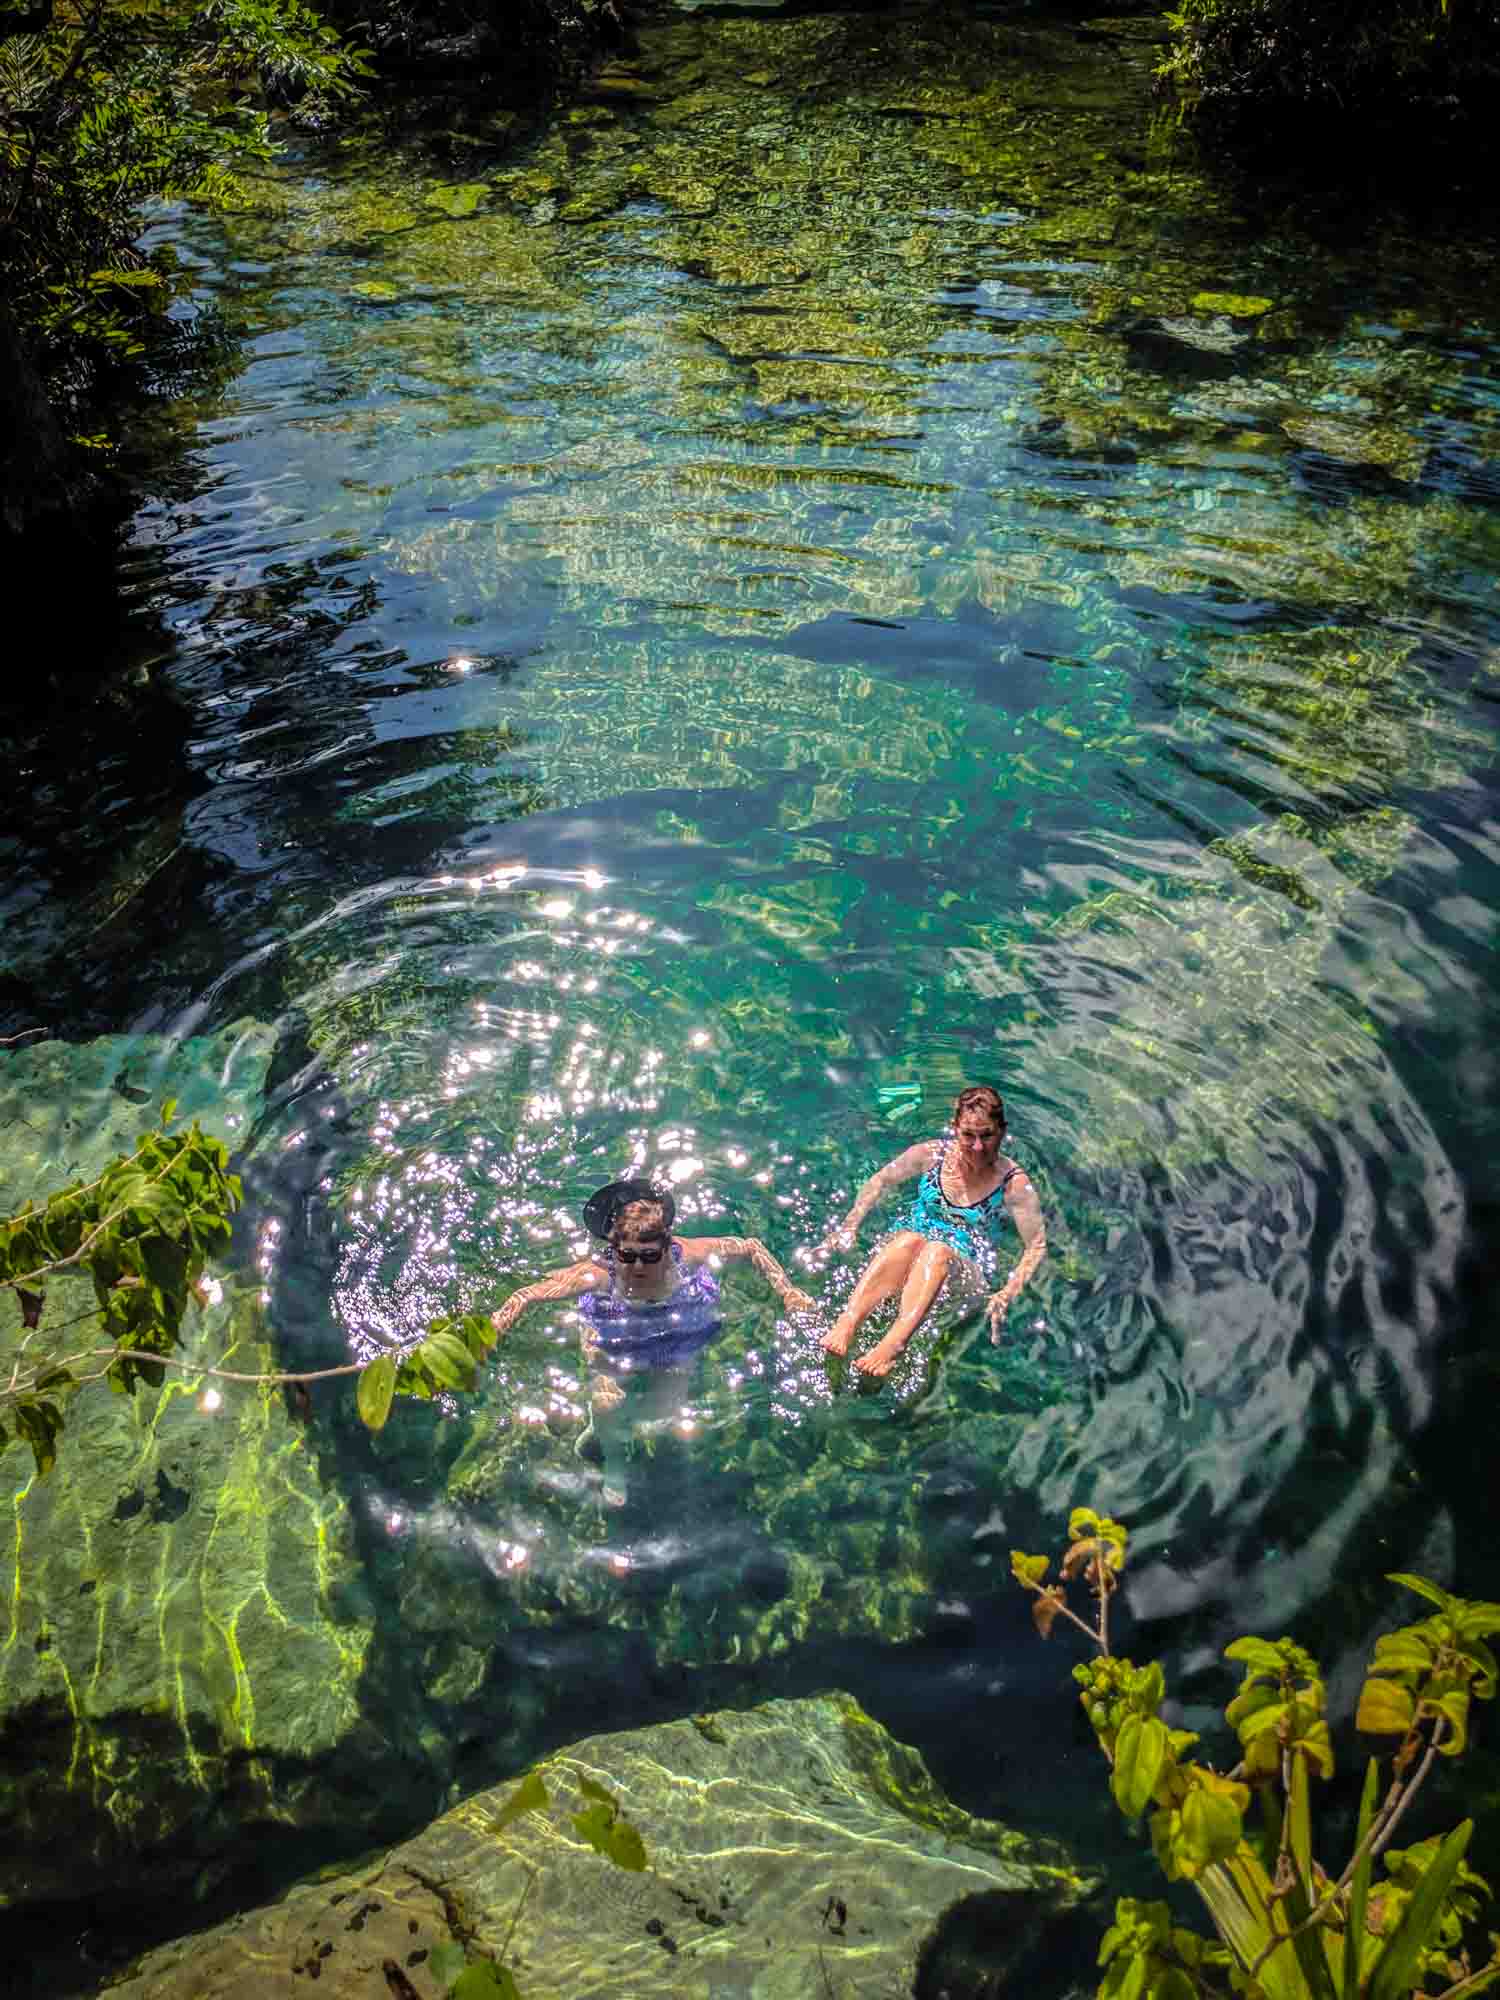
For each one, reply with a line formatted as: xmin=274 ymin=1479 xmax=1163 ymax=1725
xmin=582 ymin=1178 xmax=677 ymax=1240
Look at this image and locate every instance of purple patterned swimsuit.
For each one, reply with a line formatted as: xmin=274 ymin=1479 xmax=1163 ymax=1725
xmin=578 ymin=1245 xmax=723 ymax=1369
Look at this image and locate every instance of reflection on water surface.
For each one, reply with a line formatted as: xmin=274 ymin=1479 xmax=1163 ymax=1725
xmin=6 ymin=0 xmax=1500 ymax=1971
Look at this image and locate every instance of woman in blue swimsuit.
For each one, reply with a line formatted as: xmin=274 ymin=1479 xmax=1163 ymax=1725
xmin=491 ymin=1178 xmax=814 ymax=1502
xmin=815 ymin=1085 xmax=1047 ymax=1378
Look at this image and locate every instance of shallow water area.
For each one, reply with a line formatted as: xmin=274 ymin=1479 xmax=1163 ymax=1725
xmin=5 ymin=1 xmax=1500 ymax=1987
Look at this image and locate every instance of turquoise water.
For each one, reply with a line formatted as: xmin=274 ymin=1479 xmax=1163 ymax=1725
xmin=6 ymin=1 xmax=1500 ymax=1975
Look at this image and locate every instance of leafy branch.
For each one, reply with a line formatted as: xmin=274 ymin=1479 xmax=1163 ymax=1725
xmin=1 ymin=1103 xmax=512 ymax=1476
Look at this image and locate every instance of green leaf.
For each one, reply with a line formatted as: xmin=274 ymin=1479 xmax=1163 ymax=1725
xmin=427 ymin=1941 xmax=467 ymax=1986
xmin=1010 ymin=1550 xmax=1049 ymax=1588
xmin=1456 ymin=1602 xmax=1500 ymax=1645
xmin=1356 ymin=1678 xmax=1416 ymax=1735
xmin=416 ymin=1329 xmax=476 ymax=1392
xmin=160 ymin=1098 xmax=178 ymax=1126
xmin=356 ymin=1353 xmax=396 ymax=1431
xmin=1225 ymin=1636 xmax=1288 ymax=1676
xmin=1432 ymin=1688 xmax=1469 ymax=1754
xmin=451 ymin=1963 xmax=521 ymax=2000
xmin=1342 ymin=1759 xmax=1380 ymax=2000
xmin=1370 ymin=1630 xmax=1435 ymax=1679
xmin=1178 ymin=1784 xmax=1243 ymax=1872
xmin=571 ymin=1799 xmax=617 ymax=1855
xmin=1367 ymin=1820 xmax=1472 ymax=2000
xmin=488 ymin=1767 xmax=549 ymax=1831
xmin=574 ymin=1771 xmax=618 ymax=1808
xmin=1460 ymin=1635 xmax=1498 ymax=1701
xmin=1112 ymin=1714 xmax=1169 ymax=1819
xmin=603 ymin=1818 xmax=647 ymax=1872
xmin=1387 ymin=1573 xmax=1454 ymax=1614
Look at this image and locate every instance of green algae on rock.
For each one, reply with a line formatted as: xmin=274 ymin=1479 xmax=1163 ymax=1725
xmin=0 ymin=1028 xmax=375 ymax=1909
xmin=105 ymin=1694 xmax=1092 ymax=1999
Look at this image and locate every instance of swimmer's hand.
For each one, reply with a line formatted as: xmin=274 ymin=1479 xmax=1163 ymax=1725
xmin=815 ymin=1225 xmax=856 ymax=1257
xmin=986 ymin=1290 xmax=1012 ymax=1341
xmin=780 ymin=1283 xmax=818 ymax=1315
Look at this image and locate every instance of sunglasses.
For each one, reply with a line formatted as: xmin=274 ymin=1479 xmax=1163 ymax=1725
xmin=616 ymin=1243 xmax=666 ymax=1265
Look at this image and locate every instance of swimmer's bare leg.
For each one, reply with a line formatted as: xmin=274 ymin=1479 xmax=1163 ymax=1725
xmin=587 ymin=1370 xmax=629 ymax=1506
xmin=821 ymin=1233 xmax=920 ymax=1356
xmin=856 ymin=1240 xmax=953 ymax=1377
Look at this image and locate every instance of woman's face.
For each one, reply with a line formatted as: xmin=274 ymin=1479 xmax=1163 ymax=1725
xmin=953 ymin=1110 xmax=1004 ymax=1165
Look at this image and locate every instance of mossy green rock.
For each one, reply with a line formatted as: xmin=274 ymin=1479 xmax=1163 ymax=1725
xmin=107 ymin=1695 xmax=1092 ymax=1998
xmin=1191 ymin=290 xmax=1274 ymax=317
xmin=0 ymin=1029 xmax=376 ymax=1908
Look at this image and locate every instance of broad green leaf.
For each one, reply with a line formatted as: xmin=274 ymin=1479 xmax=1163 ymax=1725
xmin=1367 ymin=1820 xmax=1472 ymax=2000
xmin=1370 ymin=1631 xmax=1434 ymax=1679
xmin=603 ymin=1818 xmax=647 ymax=1872
xmin=574 ymin=1771 xmax=618 ymax=1807
xmin=1112 ymin=1714 xmax=1169 ymax=1819
xmin=1295 ymin=1716 xmax=1335 ymax=1779
xmin=1179 ymin=1784 xmax=1243 ymax=1872
xmin=1132 ymin=1661 xmax=1165 ymax=1714
xmin=1432 ymin=1688 xmax=1469 ymax=1753
xmin=452 ymin=1963 xmax=521 ymax=2000
xmin=1461 ymin=1634 xmax=1498 ymax=1700
xmin=488 ymin=1767 xmax=549 ymax=1831
xmin=1230 ymin=1694 xmax=1287 ymax=1742
xmin=1342 ymin=1759 xmax=1380 ymax=2000
xmin=1456 ymin=1602 xmax=1500 ymax=1645
xmin=356 ymin=1353 xmax=396 ymax=1431
xmin=1356 ymin=1678 xmax=1415 ymax=1735
xmin=1225 ymin=1637 xmax=1287 ymax=1676
xmin=1387 ymin=1573 xmax=1453 ymax=1614
xmin=428 ymin=1941 xmax=467 ymax=1985
xmin=571 ymin=1799 xmax=616 ymax=1856
xmin=418 ymin=1329 xmax=477 ymax=1391
xmin=1010 ymin=1550 xmax=1049 ymax=1587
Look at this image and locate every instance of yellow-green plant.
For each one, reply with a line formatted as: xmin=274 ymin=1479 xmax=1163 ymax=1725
xmin=1011 ymin=1510 xmax=1500 ymax=2000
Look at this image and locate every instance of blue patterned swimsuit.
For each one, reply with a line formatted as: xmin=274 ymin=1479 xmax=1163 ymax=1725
xmin=578 ymin=1245 xmax=723 ymax=1369
xmin=901 ymin=1140 xmax=1022 ymax=1280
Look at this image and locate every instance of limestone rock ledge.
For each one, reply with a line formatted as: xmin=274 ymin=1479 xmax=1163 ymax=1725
xmin=107 ymin=1693 xmax=1093 ymax=2000
xmin=0 ymin=1026 xmax=378 ymax=1909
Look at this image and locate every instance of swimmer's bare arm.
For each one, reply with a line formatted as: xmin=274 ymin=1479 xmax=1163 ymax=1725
xmin=678 ymin=1236 xmax=816 ymax=1314
xmin=988 ymin=1174 xmax=1047 ymax=1340
xmin=815 ymin=1141 xmax=932 ymax=1255
xmin=490 ymin=1258 xmax=605 ymax=1336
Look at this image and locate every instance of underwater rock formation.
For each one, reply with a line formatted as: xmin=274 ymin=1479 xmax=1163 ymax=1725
xmin=106 ymin=1692 xmax=1092 ymax=1998
xmin=0 ymin=1026 xmax=379 ymax=1910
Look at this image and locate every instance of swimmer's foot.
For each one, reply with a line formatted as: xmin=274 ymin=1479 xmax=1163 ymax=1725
xmin=820 ymin=1312 xmax=859 ymax=1358
xmin=854 ymin=1334 xmax=909 ymax=1379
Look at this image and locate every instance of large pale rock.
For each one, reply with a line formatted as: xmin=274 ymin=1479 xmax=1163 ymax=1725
xmin=0 ymin=1028 xmax=377 ymax=1908
xmin=108 ymin=1694 xmax=1093 ymax=1999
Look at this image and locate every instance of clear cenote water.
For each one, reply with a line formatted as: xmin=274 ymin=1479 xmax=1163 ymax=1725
xmin=6 ymin=0 xmax=1500 ymax=1968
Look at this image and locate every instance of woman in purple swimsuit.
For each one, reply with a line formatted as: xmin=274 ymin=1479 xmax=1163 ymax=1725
xmin=814 ymin=1084 xmax=1047 ymax=1379
xmin=491 ymin=1178 xmax=813 ymax=1504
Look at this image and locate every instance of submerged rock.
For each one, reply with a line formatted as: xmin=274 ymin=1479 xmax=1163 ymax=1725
xmin=107 ymin=1693 xmax=1093 ymax=1999
xmin=0 ymin=1027 xmax=379 ymax=1911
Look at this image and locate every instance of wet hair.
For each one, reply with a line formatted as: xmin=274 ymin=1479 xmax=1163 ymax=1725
xmin=951 ymin=1084 xmax=1006 ymax=1131
xmin=611 ymin=1197 xmax=671 ymax=1243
